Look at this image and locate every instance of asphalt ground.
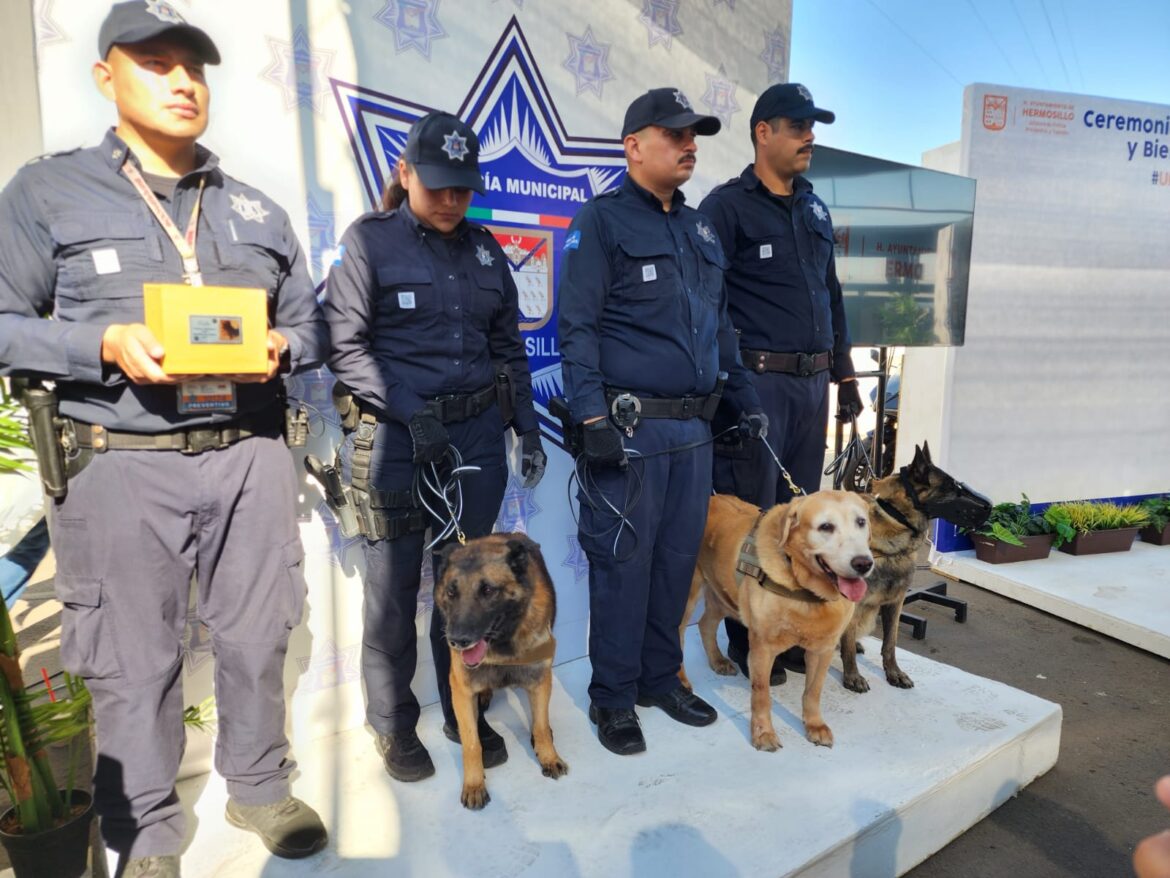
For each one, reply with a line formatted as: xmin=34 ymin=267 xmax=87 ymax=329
xmin=897 ymin=568 xmax=1169 ymax=878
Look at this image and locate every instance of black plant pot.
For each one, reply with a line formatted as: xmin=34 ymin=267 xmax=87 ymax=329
xmin=0 ymin=791 xmax=94 ymax=878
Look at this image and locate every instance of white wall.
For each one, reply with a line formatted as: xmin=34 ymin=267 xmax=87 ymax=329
xmin=0 ymin=1 xmax=42 ymax=185
xmin=903 ymin=85 xmax=1170 ymax=504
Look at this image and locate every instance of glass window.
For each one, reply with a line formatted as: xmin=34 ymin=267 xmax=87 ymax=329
xmin=805 ymin=146 xmax=975 ymax=347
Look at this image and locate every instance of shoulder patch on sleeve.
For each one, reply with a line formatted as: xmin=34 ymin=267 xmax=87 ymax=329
xmin=26 ymin=148 xmax=80 ymax=166
xmin=563 ymin=230 xmax=581 ymax=251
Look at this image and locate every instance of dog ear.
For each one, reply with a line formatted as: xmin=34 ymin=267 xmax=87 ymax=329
xmin=921 ymin=440 xmax=933 ymax=464
xmin=505 ymin=537 xmax=531 ymax=584
xmin=434 ymin=542 xmax=458 ymax=584
xmin=780 ymin=496 xmax=803 ymax=546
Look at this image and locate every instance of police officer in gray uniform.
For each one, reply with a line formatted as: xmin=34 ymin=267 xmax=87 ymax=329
xmin=0 ymin=4 xmax=327 ymax=874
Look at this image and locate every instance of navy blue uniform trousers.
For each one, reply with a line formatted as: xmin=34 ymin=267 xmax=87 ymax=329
xmin=49 ymin=435 xmax=304 ymax=860
xmin=715 ymin=371 xmax=829 ymax=654
xmin=578 ymin=418 xmax=712 ymax=708
xmin=714 ymin=370 xmax=829 ymax=506
xmin=353 ymin=407 xmax=507 ymax=734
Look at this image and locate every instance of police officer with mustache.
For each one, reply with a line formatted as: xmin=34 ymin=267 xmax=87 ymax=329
xmin=699 ymin=83 xmax=862 ymax=684
xmin=558 ymin=88 xmax=764 ymax=756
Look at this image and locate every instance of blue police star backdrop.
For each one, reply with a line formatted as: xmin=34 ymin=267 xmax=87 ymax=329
xmin=333 ymin=19 xmax=627 ymax=450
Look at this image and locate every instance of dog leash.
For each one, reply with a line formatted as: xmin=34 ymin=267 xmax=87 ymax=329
xmin=823 ymin=416 xmax=875 ymax=492
xmin=757 ymin=437 xmax=806 ymax=497
xmin=413 ymin=445 xmax=480 ymax=550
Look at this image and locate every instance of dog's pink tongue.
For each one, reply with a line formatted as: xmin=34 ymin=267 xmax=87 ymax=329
xmin=838 ymin=577 xmax=868 ymax=603
xmin=461 ymin=639 xmax=489 ymax=667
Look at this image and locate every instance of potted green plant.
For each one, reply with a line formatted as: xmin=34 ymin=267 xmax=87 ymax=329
xmin=0 ymin=385 xmax=94 ymax=878
xmin=1138 ymin=496 xmax=1170 ymax=546
xmin=0 ymin=599 xmax=94 ymax=878
xmin=965 ymin=494 xmax=1074 ymax=563
xmin=1047 ymin=500 xmax=1150 ymax=556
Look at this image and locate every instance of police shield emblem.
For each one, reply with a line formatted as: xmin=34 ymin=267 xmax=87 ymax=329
xmin=492 ymin=226 xmax=553 ymax=332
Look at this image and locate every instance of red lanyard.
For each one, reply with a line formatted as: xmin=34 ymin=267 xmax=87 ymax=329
xmin=122 ymin=161 xmax=206 ymax=287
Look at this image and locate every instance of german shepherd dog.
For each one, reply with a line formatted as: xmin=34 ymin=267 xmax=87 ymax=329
xmin=839 ymin=442 xmax=990 ymax=693
xmin=434 ymin=534 xmax=568 ymax=810
xmin=679 ymin=491 xmax=874 ymax=751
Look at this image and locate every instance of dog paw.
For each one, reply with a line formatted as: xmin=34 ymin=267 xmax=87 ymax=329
xmin=711 ymin=656 xmax=737 ymax=676
xmin=843 ymin=673 xmax=870 ymax=693
xmin=805 ymin=723 xmax=834 ymax=747
xmin=855 ymin=642 xmax=866 ymax=654
xmin=886 ymin=669 xmax=915 ymax=689
xmin=751 ymin=729 xmax=782 ymax=751
xmin=461 ymin=783 xmax=491 ymax=810
xmin=541 ymin=757 xmax=569 ymax=779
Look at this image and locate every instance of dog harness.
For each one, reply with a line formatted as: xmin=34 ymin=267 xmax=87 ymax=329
xmin=734 ymin=513 xmax=826 ymax=603
xmin=487 ymin=630 xmax=558 ymax=666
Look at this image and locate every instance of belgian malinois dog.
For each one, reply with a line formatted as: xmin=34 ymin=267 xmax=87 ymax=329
xmin=679 ymin=491 xmax=874 ymax=751
xmin=840 ymin=442 xmax=990 ymax=693
xmin=434 ymin=533 xmax=568 ymax=810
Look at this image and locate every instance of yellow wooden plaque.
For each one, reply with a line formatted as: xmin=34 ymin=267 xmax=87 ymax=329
xmin=143 ymin=283 xmax=268 ymax=375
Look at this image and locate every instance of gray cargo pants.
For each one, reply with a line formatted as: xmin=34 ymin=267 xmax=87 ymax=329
xmin=48 ymin=433 xmax=306 ymax=860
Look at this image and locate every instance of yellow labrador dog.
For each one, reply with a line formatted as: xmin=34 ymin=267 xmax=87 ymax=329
xmin=679 ymin=491 xmax=873 ymax=751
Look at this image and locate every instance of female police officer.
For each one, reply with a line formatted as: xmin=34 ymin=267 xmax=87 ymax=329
xmin=324 ymin=112 xmax=544 ymax=783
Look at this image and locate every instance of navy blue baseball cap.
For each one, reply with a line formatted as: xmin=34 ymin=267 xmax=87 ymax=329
xmin=99 ymin=1 xmax=220 ymax=65
xmin=621 ymin=88 xmax=721 ymax=138
xmin=750 ymin=83 xmax=835 ymax=127
xmin=402 ymin=112 xmax=485 ymax=194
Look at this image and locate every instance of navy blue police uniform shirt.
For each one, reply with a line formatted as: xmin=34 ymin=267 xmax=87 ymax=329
xmin=324 ymin=202 xmax=537 ymax=434
xmin=699 ymin=165 xmax=855 ymax=382
xmin=0 ymin=129 xmax=328 ymax=431
xmin=558 ymin=175 xmax=761 ymax=424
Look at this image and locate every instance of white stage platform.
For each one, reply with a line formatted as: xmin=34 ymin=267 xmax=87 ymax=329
xmin=156 ymin=630 xmax=1060 ymax=878
xmin=934 ymin=541 xmax=1170 ymax=660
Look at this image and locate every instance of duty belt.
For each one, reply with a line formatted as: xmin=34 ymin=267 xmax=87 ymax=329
xmin=604 ymin=390 xmax=717 ymax=421
xmin=74 ymin=409 xmax=282 ymax=455
xmin=425 ymin=385 xmax=496 ymax=424
xmin=741 ymin=349 xmax=831 ymax=377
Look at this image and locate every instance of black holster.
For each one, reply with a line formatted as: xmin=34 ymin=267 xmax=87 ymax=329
xmin=494 ymin=365 xmax=516 ymax=428
xmin=548 ymin=396 xmax=584 ymax=457
xmin=21 ymin=384 xmax=73 ymax=499
xmin=307 ymin=380 xmax=426 ymax=542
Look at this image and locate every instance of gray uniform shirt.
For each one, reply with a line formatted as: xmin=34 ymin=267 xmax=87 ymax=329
xmin=0 ymin=128 xmax=327 ymax=431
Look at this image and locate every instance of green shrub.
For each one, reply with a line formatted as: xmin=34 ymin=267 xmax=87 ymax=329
xmin=1139 ymin=496 xmax=1170 ymax=531
xmin=1044 ymin=500 xmax=1150 ymax=535
xmin=966 ymin=494 xmax=1074 ymax=548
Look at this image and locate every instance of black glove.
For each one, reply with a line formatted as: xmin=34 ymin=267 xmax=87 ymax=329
xmin=408 ymin=411 xmax=449 ymax=463
xmin=836 ymin=380 xmax=864 ymax=422
xmin=582 ymin=419 xmax=627 ymax=468
xmin=738 ymin=410 xmax=769 ymax=440
xmin=520 ymin=430 xmax=547 ymax=489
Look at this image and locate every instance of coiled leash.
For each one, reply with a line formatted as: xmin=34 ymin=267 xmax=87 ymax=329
xmin=571 ymin=424 xmax=741 ymax=562
xmin=822 ymin=416 xmax=875 ymax=493
xmin=413 ymin=445 xmax=480 ymax=550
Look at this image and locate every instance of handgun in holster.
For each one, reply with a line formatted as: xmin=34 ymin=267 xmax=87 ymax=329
xmin=19 ymin=381 xmax=73 ymax=500
xmin=548 ymin=396 xmax=584 ymax=457
xmin=303 ymin=453 xmax=361 ymax=538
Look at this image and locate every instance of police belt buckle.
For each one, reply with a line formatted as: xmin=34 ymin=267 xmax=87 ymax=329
xmin=183 ymin=428 xmax=224 ymax=455
xmin=610 ymin=392 xmax=641 ymax=434
xmin=797 ymin=353 xmax=817 ymax=377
